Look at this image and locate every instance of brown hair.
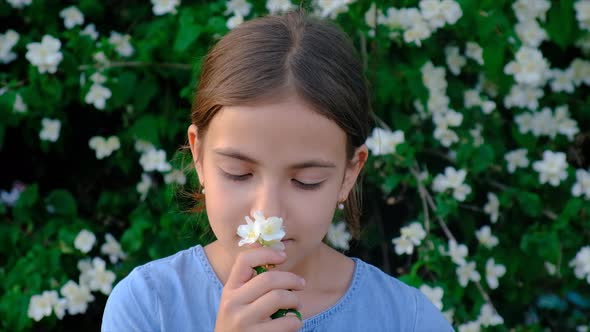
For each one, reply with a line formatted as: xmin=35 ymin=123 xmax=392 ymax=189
xmin=190 ymin=9 xmax=370 ymax=239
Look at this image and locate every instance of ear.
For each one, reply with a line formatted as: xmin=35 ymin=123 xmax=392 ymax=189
xmin=188 ymin=124 xmax=205 ymax=185
xmin=338 ymin=144 xmax=369 ymax=201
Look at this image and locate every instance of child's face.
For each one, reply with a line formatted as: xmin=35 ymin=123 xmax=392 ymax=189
xmin=188 ymin=94 xmax=367 ymax=266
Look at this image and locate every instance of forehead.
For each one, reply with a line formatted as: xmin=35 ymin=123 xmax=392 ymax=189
xmin=205 ymin=95 xmax=347 ymax=165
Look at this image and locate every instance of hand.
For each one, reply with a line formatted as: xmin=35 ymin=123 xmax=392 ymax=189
xmin=214 ymin=245 xmax=306 ymax=332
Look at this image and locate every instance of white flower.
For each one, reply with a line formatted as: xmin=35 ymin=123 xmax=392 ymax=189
xmin=575 ymin=0 xmax=590 ymax=31
xmin=458 ymin=321 xmax=481 ymax=332
xmin=151 ymin=0 xmax=180 ymax=15
xmin=0 ymin=184 xmax=25 ymax=207
xmin=0 ymin=29 xmax=19 ymax=64
xmin=39 ymin=118 xmax=61 ymax=142
xmin=6 ymin=0 xmax=31 ymax=9
xmin=448 ymin=239 xmax=468 ymax=265
xmin=504 ymin=46 xmax=550 ymax=87
xmin=82 ymin=257 xmax=117 ymax=295
xmin=317 ymin=0 xmax=353 ymax=19
xmin=569 ymin=246 xmax=590 ymax=283
xmin=442 ymin=309 xmax=454 ymax=324
xmin=164 ymin=169 xmax=187 ymax=185
xmin=485 ymin=258 xmax=506 ymax=290
xmin=504 ymin=84 xmax=543 ymax=110
xmin=100 ymin=233 xmax=127 ymax=263
xmin=445 ymin=46 xmax=466 ymax=75
xmin=549 ymin=68 xmax=575 ymax=93
xmin=483 ymin=192 xmax=500 ymax=223
xmin=433 ymin=126 xmax=459 ymax=147
xmin=419 ymin=285 xmax=444 ymax=310
xmin=420 ymin=0 xmax=446 ymax=29
xmin=456 ymin=261 xmax=481 ymax=287
xmin=237 ymin=211 xmax=286 ymax=250
xmin=90 ymin=72 xmax=107 ymax=84
xmin=475 ymin=226 xmax=499 ymax=249
xmin=80 ymin=24 xmax=99 ymax=40
xmin=60 ymin=280 xmax=95 ymax=315
xmin=135 ymin=139 xmax=155 ymax=153
xmin=59 ymin=6 xmax=84 ymax=29
xmin=532 ymin=150 xmax=568 ymax=186
xmin=137 ymin=173 xmax=152 ymax=200
xmin=570 ymin=58 xmax=590 ymax=86
xmin=109 ymin=31 xmax=134 ymax=57
xmin=25 ymin=35 xmax=63 ymax=74
xmin=465 ymin=41 xmax=483 ymax=65
xmin=572 ymin=169 xmax=590 ymax=199
xmin=392 ymin=235 xmax=415 ymax=255
xmin=393 ymin=222 xmax=426 ymax=255
xmin=13 ymin=94 xmax=27 ymax=113
xmin=554 ymin=105 xmax=580 ymax=140
xmin=470 ymin=125 xmax=484 ymax=146
xmin=365 ymin=127 xmax=405 ymax=156
xmin=74 ymin=229 xmax=96 ymax=253
xmin=512 ymin=0 xmax=551 ymax=22
xmin=432 ymin=167 xmax=471 ymax=201
xmin=515 ymin=19 xmax=547 ymax=47
xmin=93 ymin=51 xmax=109 ymax=66
xmin=478 ymin=303 xmax=504 ymax=326
xmin=266 ymin=0 xmax=293 ymax=14
xmin=88 ymin=136 xmax=120 ymax=159
xmin=545 ymin=261 xmax=557 ymax=275
xmin=326 ymin=221 xmax=352 ymax=250
xmin=27 ymin=290 xmax=57 ymax=321
xmin=226 ymin=15 xmax=244 ymax=30
xmin=139 ymin=148 xmax=172 ymax=172
xmin=440 ymin=0 xmax=462 ymax=25
xmin=225 ymin=0 xmax=252 ymax=17
xmin=504 ymin=149 xmax=529 ymax=174
xmin=403 ymin=21 xmax=432 ymax=46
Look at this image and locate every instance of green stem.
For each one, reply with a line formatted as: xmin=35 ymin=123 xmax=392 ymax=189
xmin=254 ymin=265 xmax=302 ymax=321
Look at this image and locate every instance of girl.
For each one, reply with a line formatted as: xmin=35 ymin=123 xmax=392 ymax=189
xmin=102 ymin=10 xmax=453 ymax=332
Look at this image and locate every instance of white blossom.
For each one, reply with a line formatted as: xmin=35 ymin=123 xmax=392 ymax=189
xmin=575 ymin=0 xmax=590 ymax=31
xmin=317 ymin=0 xmax=353 ymax=19
xmin=570 ymin=58 xmax=590 ymax=86
xmin=393 ymin=222 xmax=426 ymax=255
xmin=59 ymin=6 xmax=84 ymax=29
xmin=570 ymin=246 xmax=590 ymax=284
xmin=27 ymin=290 xmax=57 ymax=321
xmin=465 ymin=41 xmax=483 ymax=65
xmin=445 ymin=46 xmax=465 ymax=75
xmin=504 ymin=46 xmax=550 ymax=87
xmin=60 ymin=280 xmax=95 ymax=315
xmin=512 ymin=0 xmax=551 ymax=22
xmin=109 ymin=31 xmax=134 ymax=57
xmin=100 ymin=233 xmax=127 ymax=263
xmin=532 ymin=150 xmax=568 ymax=186
xmin=327 ymin=221 xmax=352 ymax=250
xmin=0 ymin=29 xmax=19 ymax=64
xmin=135 ymin=139 xmax=155 ymax=153
xmin=266 ymin=0 xmax=293 ymax=14
xmin=237 ymin=211 xmax=286 ymax=250
xmin=470 ymin=125 xmax=484 ymax=147
xmin=39 ymin=118 xmax=61 ymax=142
xmin=478 ymin=303 xmax=504 ymax=326
xmin=572 ymin=169 xmax=590 ymax=199
xmin=365 ymin=127 xmax=405 ymax=156
xmin=137 ymin=173 xmax=152 ymax=200
xmin=226 ymin=15 xmax=244 ymax=30
xmin=392 ymin=236 xmax=415 ymax=255
xmin=164 ymin=169 xmax=187 ymax=185
xmin=13 ymin=94 xmax=27 ymax=113
xmin=458 ymin=321 xmax=481 ymax=332
xmin=439 ymin=0 xmax=462 ymax=24
xmin=504 ymin=149 xmax=530 ymax=173
xmin=549 ymin=68 xmax=575 ymax=93
xmin=476 ymin=226 xmax=499 ymax=249
xmin=84 ymin=84 xmax=112 ymax=110
xmin=140 ymin=148 xmax=172 ymax=172
xmin=25 ymin=35 xmax=63 ymax=74
xmin=483 ymin=192 xmax=500 ymax=223
xmin=80 ymin=24 xmax=99 ymax=40
xmin=554 ymin=105 xmax=580 ymax=140
xmin=74 ymin=229 xmax=96 ymax=253
xmin=504 ymin=84 xmax=543 ymax=110
xmin=432 ymin=167 xmax=471 ymax=201
xmin=515 ymin=19 xmax=547 ymax=47
xmin=485 ymin=258 xmax=506 ymax=290
xmin=88 ymin=136 xmax=120 ymax=159
xmin=447 ymin=239 xmax=468 ymax=265
xmin=81 ymin=257 xmax=116 ymax=295
xmin=457 ymin=261 xmax=480 ymax=287
xmin=151 ymin=0 xmax=180 ymax=15
xmin=6 ymin=0 xmax=31 ymax=9
xmin=419 ymin=285 xmax=444 ymax=310
xmin=545 ymin=261 xmax=557 ymax=275
xmin=225 ymin=0 xmax=252 ymax=17
xmin=0 ymin=183 xmax=25 ymax=207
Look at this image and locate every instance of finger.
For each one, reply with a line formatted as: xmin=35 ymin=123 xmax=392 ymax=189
xmin=256 ymin=313 xmax=303 ymax=332
xmin=234 ymin=271 xmax=305 ymax=304
xmin=226 ymin=246 xmax=287 ymax=289
xmin=249 ymin=289 xmax=301 ymax=321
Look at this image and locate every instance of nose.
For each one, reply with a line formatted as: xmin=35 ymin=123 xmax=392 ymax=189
xmin=250 ymin=179 xmax=285 ymax=220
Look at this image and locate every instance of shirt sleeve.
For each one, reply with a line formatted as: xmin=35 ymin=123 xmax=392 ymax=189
xmin=101 ymin=267 xmax=160 ymax=332
xmin=413 ymin=288 xmax=455 ymax=332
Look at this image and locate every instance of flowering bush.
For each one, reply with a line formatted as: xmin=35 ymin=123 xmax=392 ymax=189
xmin=1 ymin=0 xmax=589 ymax=331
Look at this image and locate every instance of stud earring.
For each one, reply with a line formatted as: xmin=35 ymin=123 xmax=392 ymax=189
xmin=338 ymin=202 xmax=345 ymax=210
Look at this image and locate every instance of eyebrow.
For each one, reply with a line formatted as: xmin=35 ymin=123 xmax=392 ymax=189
xmin=213 ymin=148 xmax=337 ymax=169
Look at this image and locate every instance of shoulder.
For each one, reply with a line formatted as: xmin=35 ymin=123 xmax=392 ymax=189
xmin=352 ymin=258 xmax=454 ymax=332
xmin=102 ymin=245 xmax=216 ymax=331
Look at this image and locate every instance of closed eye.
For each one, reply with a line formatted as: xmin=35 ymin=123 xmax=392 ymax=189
xmin=219 ymin=169 xmax=323 ymax=191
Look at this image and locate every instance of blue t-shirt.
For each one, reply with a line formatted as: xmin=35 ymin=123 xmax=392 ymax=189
xmin=102 ymin=245 xmax=454 ymax=331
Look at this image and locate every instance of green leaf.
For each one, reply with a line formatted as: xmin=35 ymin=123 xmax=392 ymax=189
xmin=520 ymin=231 xmax=560 ymax=262
xmin=470 ymin=144 xmax=495 ymax=174
xmin=516 ymin=191 xmax=542 ymax=217
xmin=46 ymin=189 xmax=78 ymax=217
xmin=174 ymin=11 xmax=202 ymax=52
xmin=545 ymin=0 xmax=575 ymax=49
